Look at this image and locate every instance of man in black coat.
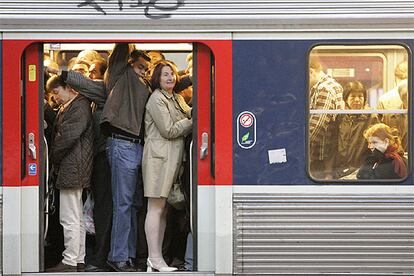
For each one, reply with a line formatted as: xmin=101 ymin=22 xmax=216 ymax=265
xmin=46 ymin=75 xmax=94 ymax=272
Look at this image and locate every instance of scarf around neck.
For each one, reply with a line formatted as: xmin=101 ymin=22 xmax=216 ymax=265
xmin=384 ymin=146 xmax=407 ymax=178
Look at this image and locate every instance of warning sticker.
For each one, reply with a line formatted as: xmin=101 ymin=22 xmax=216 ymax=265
xmin=239 ymin=113 xmax=253 ymax=128
xmin=237 ymin=111 xmax=256 ymax=149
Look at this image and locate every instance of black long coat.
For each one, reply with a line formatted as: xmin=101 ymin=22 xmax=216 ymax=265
xmin=357 ymin=149 xmax=406 ymax=180
xmin=51 ymin=94 xmax=93 ymax=189
xmin=335 ymin=113 xmax=379 ymax=177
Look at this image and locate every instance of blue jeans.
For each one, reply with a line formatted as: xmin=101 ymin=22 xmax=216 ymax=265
xmin=106 ymin=138 xmax=143 ymax=262
xmin=184 ymin=232 xmax=193 ymax=270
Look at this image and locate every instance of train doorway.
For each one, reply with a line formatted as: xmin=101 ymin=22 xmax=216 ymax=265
xmin=41 ymin=42 xmax=198 ymax=272
xmin=5 ymin=40 xmax=228 ymax=274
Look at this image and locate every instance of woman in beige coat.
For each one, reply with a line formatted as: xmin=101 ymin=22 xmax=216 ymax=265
xmin=143 ymin=60 xmax=192 ymax=272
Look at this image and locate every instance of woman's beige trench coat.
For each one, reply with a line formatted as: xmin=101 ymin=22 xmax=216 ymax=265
xmin=143 ymin=89 xmax=192 ymax=198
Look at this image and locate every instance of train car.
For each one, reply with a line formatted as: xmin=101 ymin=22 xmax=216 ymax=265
xmin=0 ymin=0 xmax=413 ymax=275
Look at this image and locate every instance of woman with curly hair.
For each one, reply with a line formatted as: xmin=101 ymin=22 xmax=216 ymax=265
xmin=357 ymin=123 xmax=407 ymax=179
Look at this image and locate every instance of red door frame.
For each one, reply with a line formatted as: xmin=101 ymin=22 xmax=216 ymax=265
xmin=196 ymin=42 xmax=232 ymax=186
xmin=3 ymin=41 xmax=41 ymax=187
xmin=2 ymin=39 xmax=233 ymax=187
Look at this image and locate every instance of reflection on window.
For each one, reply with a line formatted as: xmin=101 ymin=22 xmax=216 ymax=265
xmin=308 ymin=45 xmax=409 ymax=181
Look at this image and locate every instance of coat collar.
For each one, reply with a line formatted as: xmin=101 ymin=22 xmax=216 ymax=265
xmin=62 ymin=93 xmax=79 ymax=110
xmin=159 ymin=89 xmax=174 ymax=99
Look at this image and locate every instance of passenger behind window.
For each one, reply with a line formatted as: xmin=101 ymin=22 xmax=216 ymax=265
xmin=399 ymin=79 xmax=408 ymax=109
xmin=357 ymin=123 xmax=407 ymax=180
xmin=335 ymin=81 xmax=379 ymax=178
xmin=309 ymin=57 xmax=345 ymax=180
xmin=377 ymin=61 xmax=408 ymax=150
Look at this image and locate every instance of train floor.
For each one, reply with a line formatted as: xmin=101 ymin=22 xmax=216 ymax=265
xmin=22 ymin=272 xmax=215 ymax=276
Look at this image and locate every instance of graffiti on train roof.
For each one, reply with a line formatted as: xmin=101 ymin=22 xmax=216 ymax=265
xmin=77 ymin=0 xmax=185 ymax=19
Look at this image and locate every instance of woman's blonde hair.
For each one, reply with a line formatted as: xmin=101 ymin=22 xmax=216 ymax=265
xmin=364 ymin=123 xmax=403 ymax=154
xmin=394 ymin=61 xmax=408 ymax=81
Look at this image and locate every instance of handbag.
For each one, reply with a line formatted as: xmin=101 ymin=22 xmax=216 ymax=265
xmin=83 ymin=191 xmax=96 ymax=235
xmin=167 ymin=166 xmax=186 ymax=210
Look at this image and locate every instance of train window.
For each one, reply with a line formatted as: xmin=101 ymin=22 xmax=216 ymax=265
xmin=308 ymin=45 xmax=409 ymax=182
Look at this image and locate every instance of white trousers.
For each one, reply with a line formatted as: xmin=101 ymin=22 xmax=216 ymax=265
xmin=60 ymin=188 xmax=86 ymax=266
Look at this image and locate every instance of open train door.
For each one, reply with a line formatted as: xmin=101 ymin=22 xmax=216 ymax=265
xmin=194 ymin=41 xmax=233 ymax=273
xmin=2 ymin=41 xmax=43 ymax=274
xmin=1 ymin=40 xmax=232 ymax=274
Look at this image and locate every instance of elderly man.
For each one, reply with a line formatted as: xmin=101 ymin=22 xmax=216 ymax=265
xmin=46 ymin=75 xmax=93 ymax=272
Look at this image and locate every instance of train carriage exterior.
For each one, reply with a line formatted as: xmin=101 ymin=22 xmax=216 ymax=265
xmin=0 ymin=1 xmax=414 ymax=275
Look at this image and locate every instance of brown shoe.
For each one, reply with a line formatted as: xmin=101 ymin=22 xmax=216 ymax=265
xmin=46 ymin=261 xmax=77 ymax=272
xmin=77 ymin=263 xmax=86 ymax=272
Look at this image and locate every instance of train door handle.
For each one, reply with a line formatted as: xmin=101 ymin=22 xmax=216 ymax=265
xmin=200 ymin=132 xmax=208 ymax=160
xmin=28 ymin=132 xmax=37 ymax=160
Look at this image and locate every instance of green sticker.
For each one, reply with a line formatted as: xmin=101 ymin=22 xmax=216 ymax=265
xmin=241 ymin=132 xmax=250 ymax=142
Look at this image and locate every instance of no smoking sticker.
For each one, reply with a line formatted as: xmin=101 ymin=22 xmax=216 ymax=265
xmin=239 ymin=113 xmax=253 ymax=128
xmin=237 ymin=111 xmax=256 ymax=149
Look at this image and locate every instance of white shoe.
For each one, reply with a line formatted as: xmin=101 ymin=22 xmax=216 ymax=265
xmin=147 ymin=258 xmax=177 ymax=272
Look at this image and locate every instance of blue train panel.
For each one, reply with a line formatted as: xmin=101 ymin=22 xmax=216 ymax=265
xmin=232 ymin=40 xmax=413 ymax=185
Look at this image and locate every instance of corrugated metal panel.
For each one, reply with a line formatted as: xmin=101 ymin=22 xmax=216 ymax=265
xmin=0 ymin=1 xmax=413 ymax=32
xmin=233 ymin=194 xmax=414 ymax=275
xmin=0 ymin=0 xmax=412 ymax=16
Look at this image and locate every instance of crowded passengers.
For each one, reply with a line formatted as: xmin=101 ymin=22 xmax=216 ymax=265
xmin=43 ymin=44 xmax=409 ymax=272
xmin=44 ymin=44 xmax=193 ymax=272
xmin=309 ymin=57 xmax=408 ymax=180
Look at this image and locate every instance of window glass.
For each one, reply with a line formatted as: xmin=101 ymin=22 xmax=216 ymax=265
xmin=308 ymin=45 xmax=409 ymax=181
